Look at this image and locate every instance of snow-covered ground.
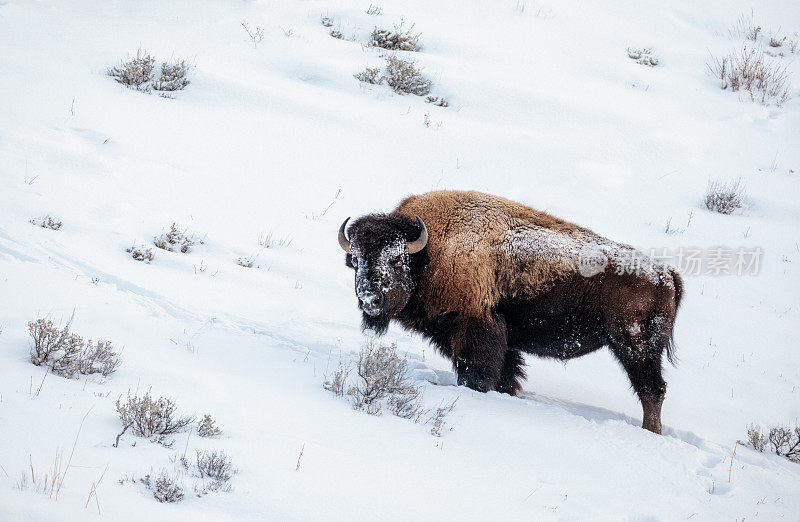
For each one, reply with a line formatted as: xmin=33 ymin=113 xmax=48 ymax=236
xmin=1 ymin=0 xmax=799 ymax=519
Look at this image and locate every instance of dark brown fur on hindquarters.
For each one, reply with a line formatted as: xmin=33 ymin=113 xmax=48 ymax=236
xmin=340 ymin=190 xmax=683 ymax=434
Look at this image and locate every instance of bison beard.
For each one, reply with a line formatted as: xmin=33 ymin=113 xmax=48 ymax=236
xmin=362 ymin=309 xmax=390 ymax=336
xmin=342 ymin=190 xmax=683 ymax=434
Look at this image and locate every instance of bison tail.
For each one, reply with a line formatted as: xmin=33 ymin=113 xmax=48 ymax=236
xmin=666 ymin=269 xmax=684 ymax=366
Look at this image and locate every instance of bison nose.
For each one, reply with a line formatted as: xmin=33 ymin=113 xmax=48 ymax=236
xmin=360 ymin=292 xmax=385 ymax=316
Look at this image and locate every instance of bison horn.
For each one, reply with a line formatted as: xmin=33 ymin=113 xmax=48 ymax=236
xmin=338 ymin=217 xmax=351 ymax=253
xmin=407 ymin=216 xmax=428 ymax=254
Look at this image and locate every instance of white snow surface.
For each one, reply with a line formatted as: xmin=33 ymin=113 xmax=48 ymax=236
xmin=1 ymin=0 xmax=799 ymax=520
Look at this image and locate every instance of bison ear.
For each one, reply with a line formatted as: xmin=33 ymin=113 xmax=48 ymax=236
xmin=406 ymin=216 xmax=428 ymax=254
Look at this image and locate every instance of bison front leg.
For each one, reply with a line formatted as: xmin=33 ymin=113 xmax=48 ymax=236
xmin=450 ymin=318 xmax=507 ymax=393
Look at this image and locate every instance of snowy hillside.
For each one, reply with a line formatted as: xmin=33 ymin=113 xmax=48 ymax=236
xmin=1 ymin=0 xmax=799 ymax=519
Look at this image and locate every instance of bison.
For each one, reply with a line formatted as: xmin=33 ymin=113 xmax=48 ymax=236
xmin=338 ymin=190 xmax=682 ymax=433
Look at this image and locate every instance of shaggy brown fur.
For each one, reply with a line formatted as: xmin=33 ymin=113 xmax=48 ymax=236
xmin=394 ymin=190 xmax=677 ymax=317
xmin=344 ymin=190 xmax=683 ymax=433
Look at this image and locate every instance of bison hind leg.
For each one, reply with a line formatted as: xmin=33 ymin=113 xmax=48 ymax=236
xmin=608 ymin=317 xmax=671 ymax=434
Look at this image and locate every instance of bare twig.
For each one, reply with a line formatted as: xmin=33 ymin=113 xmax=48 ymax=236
xmin=295 ymin=443 xmax=305 ymax=471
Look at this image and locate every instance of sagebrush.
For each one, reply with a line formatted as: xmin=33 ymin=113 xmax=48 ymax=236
xmin=127 ymin=244 xmax=154 ymax=263
xmin=154 ymin=223 xmax=201 ymax=253
xmin=141 ymin=471 xmax=184 ymax=503
xmin=704 ymin=178 xmax=744 ymax=215
xmin=28 ymin=318 xmax=120 ymax=378
xmin=627 ymin=47 xmax=659 ymax=67
xmin=197 ymin=414 xmax=221 ymax=437
xmin=152 ymin=61 xmax=190 ymax=91
xmin=385 ymin=56 xmax=431 ymax=96
xmin=744 ymin=424 xmax=800 ymax=463
xmin=707 ymin=47 xmax=791 ymax=106
xmin=116 ymin=391 xmax=195 ymax=443
xmin=108 ymin=49 xmax=156 ymax=91
xmin=371 ymin=23 xmax=420 ymax=51
xmin=29 ymin=216 xmax=62 ymax=230
xmin=108 ymin=51 xmax=190 ymax=94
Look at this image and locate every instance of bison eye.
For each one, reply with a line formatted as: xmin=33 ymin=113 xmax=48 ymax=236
xmin=391 ymin=256 xmax=403 ymax=266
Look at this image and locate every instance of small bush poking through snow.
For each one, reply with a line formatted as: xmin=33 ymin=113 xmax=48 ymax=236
xmin=79 ymin=340 xmax=122 ymax=376
xmin=354 ymin=67 xmax=384 ymax=85
xmin=324 ymin=343 xmax=457 ymax=434
xmin=627 ymin=47 xmax=659 ymax=67
xmin=116 ymin=391 xmax=195 ymax=442
xmin=29 ymin=216 xmax=62 ymax=230
xmin=127 ymin=244 xmax=154 ymax=263
xmin=429 ymin=398 xmax=458 ymax=437
xmin=258 ymin=231 xmax=293 ymax=249
xmin=426 ymin=96 xmax=449 ymax=107
xmin=235 ymin=256 xmax=255 ymax=268
xmin=196 ymin=450 xmax=235 ymax=484
xmin=152 ymin=61 xmax=190 ymax=92
xmin=746 ymin=424 xmax=768 ymax=452
xmin=154 ymin=223 xmax=201 ymax=253
xmin=141 ymin=471 xmax=184 ymax=503
xmin=385 ymin=56 xmax=431 ymax=96
xmin=330 ymin=29 xmax=343 ymax=39
xmin=704 ymin=178 xmax=744 ymax=215
xmin=28 ymin=318 xmax=121 ymax=378
xmin=29 ymin=319 xmax=71 ymax=367
xmin=348 ymin=342 xmax=421 ymax=416
xmin=743 ymin=424 xmax=800 ymax=463
xmin=323 ymin=359 xmax=351 ymax=397
xmin=108 ymin=50 xmax=156 ymax=92
xmin=241 ymin=21 xmax=264 ymax=48
xmin=320 ymin=15 xmax=334 ymax=27
xmin=707 ymin=47 xmax=791 ymax=107
xmin=366 ymin=5 xmax=382 ymax=16
xmin=729 ymin=11 xmax=762 ymax=42
xmin=370 ymin=23 xmax=420 ymax=51
xmin=197 ymin=414 xmax=221 ymax=438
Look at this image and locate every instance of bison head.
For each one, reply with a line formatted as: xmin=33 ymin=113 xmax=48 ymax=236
xmin=338 ymin=214 xmax=429 ymax=335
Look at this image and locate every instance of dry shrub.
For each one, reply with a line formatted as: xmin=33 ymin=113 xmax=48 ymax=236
xmin=354 ymin=67 xmax=384 ymax=85
xmin=348 ymin=342 xmax=420 ymax=416
xmin=744 ymin=424 xmax=800 ymax=463
xmin=154 ymin=223 xmax=201 ymax=253
xmin=127 ymin=244 xmax=154 ymax=263
xmin=704 ymin=178 xmax=744 ymax=215
xmin=196 ymin=450 xmax=235 ymax=484
xmin=30 ymin=216 xmax=62 ymax=230
xmin=141 ymin=471 xmax=184 ymax=503
xmin=729 ymin=11 xmax=762 ymax=42
xmin=323 ymin=359 xmax=351 ymax=397
xmin=371 ymin=23 xmax=420 ymax=51
xmin=197 ymin=414 xmax=221 ymax=438
xmin=28 ymin=318 xmax=120 ymax=378
xmin=386 ymin=56 xmax=431 ymax=96
xmin=426 ymin=96 xmax=449 ymax=107
xmin=708 ymin=47 xmax=791 ymax=106
xmin=116 ymin=391 xmax=195 ymax=442
xmin=79 ymin=340 xmax=122 ymax=376
xmin=627 ymin=47 xmax=659 ymax=67
xmin=108 ymin=49 xmax=156 ymax=91
xmin=429 ymin=398 xmax=458 ymax=437
xmin=236 ymin=256 xmax=254 ymax=268
xmin=152 ymin=61 xmax=190 ymax=92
